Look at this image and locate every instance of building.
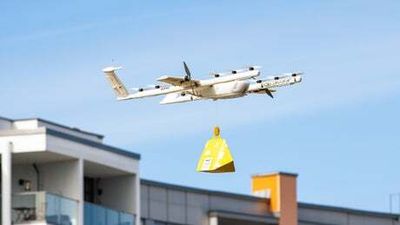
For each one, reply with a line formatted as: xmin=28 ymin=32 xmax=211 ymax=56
xmin=0 ymin=116 xmax=398 ymax=225
xmin=0 ymin=117 xmax=140 ymax=225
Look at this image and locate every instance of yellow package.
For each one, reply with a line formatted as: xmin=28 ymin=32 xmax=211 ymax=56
xmin=196 ymin=127 xmax=235 ymax=173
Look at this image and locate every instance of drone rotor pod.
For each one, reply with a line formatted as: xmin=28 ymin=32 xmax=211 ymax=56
xmin=196 ymin=126 xmax=235 ymax=173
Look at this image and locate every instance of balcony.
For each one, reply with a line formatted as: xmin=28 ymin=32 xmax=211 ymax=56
xmin=84 ymin=202 xmax=135 ymax=225
xmin=9 ymin=191 xmax=78 ymax=225
xmin=1 ymin=192 xmax=135 ymax=225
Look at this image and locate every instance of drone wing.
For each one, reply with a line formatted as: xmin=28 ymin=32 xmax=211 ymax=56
xmin=157 ymin=68 xmax=261 ymax=87
xmin=157 ymin=75 xmax=199 ymax=87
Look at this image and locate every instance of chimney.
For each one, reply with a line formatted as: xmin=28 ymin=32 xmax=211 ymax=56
xmin=251 ymin=172 xmax=298 ymax=225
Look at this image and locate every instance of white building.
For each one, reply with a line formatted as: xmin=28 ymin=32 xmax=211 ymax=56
xmin=0 ymin=117 xmax=140 ymax=225
xmin=1 ymin=116 xmax=399 ymax=225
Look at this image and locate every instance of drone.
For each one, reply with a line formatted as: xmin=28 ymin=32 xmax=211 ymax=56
xmin=102 ymin=62 xmax=302 ymax=104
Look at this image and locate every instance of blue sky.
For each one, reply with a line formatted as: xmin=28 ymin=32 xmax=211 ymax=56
xmin=1 ymin=0 xmax=400 ymax=213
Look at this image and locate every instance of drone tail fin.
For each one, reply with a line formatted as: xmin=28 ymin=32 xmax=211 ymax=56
xmin=102 ymin=66 xmax=129 ymax=99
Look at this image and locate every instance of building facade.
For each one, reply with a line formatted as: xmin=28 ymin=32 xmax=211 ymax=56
xmin=0 ymin=116 xmax=398 ymax=225
xmin=0 ymin=117 xmax=140 ymax=225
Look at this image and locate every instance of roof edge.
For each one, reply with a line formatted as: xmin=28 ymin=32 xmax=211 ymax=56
xmin=15 ymin=117 xmax=104 ymax=139
xmin=299 ymin=202 xmax=399 ymax=219
xmin=0 ymin=116 xmax=13 ymax=122
xmin=252 ymin=171 xmax=298 ymax=178
xmin=46 ymin=128 xmax=140 ymax=160
xmin=141 ymin=179 xmax=267 ymax=202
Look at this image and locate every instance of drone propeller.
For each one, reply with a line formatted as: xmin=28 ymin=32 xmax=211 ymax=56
xmin=183 ymin=61 xmax=192 ymax=81
xmin=265 ymin=89 xmax=274 ymax=98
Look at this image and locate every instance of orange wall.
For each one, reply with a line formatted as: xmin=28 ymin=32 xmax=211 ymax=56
xmin=279 ymin=175 xmax=297 ymax=225
xmin=252 ymin=173 xmax=297 ymax=225
xmin=252 ymin=175 xmax=280 ymax=213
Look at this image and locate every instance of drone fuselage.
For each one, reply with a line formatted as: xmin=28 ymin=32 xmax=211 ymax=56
xmin=192 ymin=80 xmax=250 ymax=99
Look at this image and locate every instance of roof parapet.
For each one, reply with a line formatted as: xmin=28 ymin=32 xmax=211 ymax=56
xmin=1 ymin=116 xmax=104 ymax=143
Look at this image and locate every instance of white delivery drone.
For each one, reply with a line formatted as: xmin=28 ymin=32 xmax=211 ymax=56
xmin=102 ymin=62 xmax=302 ymax=104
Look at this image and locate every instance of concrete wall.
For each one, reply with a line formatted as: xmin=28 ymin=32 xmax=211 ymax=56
xmin=12 ymin=120 xmax=39 ymax=130
xmin=0 ymin=162 xmax=84 ymax=199
xmin=0 ymin=161 xmax=83 ymax=196
xmin=99 ymin=175 xmax=137 ymax=214
xmin=0 ymin=132 xmax=47 ymax=153
xmin=11 ymin=164 xmax=39 ymax=193
xmin=39 ymin=160 xmax=81 ymax=200
xmin=47 ymin=135 xmax=139 ymax=174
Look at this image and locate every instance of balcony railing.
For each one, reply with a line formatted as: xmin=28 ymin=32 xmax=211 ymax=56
xmin=1 ymin=192 xmax=134 ymax=225
xmin=46 ymin=193 xmax=79 ymax=225
xmin=8 ymin=191 xmax=79 ymax=225
xmin=84 ymin=202 xmax=135 ymax=225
